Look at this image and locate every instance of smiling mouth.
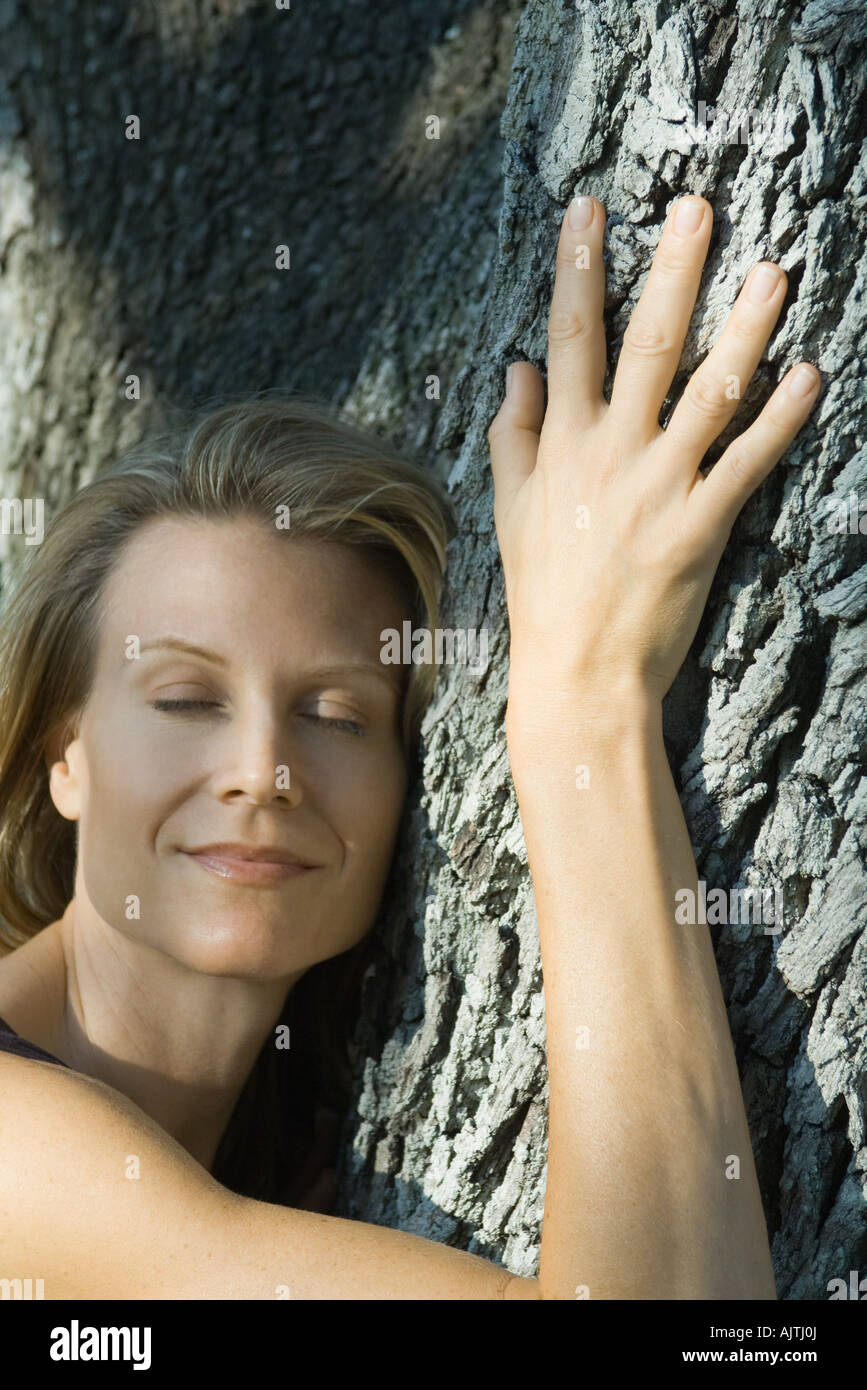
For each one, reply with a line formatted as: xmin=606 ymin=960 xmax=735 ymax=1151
xmin=180 ymin=851 xmax=317 ymax=886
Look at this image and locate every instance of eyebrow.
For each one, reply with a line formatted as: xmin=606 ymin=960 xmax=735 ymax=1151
xmin=136 ymin=637 xmax=404 ymax=692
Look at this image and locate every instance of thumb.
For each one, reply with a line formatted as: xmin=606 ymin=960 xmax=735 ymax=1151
xmin=487 ymin=361 xmax=545 ymax=521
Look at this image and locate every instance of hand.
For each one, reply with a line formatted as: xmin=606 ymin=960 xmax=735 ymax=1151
xmin=488 ymin=193 xmax=821 ymax=707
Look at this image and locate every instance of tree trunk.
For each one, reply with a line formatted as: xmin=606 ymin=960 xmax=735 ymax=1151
xmin=1 ymin=0 xmax=864 ymax=1300
xmin=338 ymin=0 xmax=867 ymax=1300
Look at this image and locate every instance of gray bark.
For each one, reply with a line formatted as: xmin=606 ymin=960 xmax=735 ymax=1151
xmin=340 ymin=0 xmax=867 ymax=1300
xmin=1 ymin=0 xmax=864 ymax=1300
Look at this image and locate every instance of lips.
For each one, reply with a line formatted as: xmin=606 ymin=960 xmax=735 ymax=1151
xmin=180 ymin=843 xmax=320 ymax=886
xmin=183 ymin=842 xmax=319 ymax=867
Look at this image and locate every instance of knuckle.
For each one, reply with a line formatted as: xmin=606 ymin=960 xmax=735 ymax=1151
xmin=622 ymin=315 xmax=672 ymax=359
xmin=547 ymin=307 xmax=593 ymax=345
xmin=723 ymin=446 xmax=751 ymax=488
xmin=726 ymin=311 xmax=760 ymax=347
xmin=487 ymin=408 xmax=509 ymax=441
xmin=652 ymin=246 xmax=693 ymax=279
xmin=684 ymin=371 xmax=727 ymax=420
xmin=764 ymin=401 xmax=793 ymax=433
xmin=555 ymin=243 xmax=590 ymax=273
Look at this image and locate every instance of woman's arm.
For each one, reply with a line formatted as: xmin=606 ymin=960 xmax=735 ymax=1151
xmin=0 ymin=1055 xmax=540 ymax=1298
xmin=489 ymin=193 xmax=820 ymax=1299
xmin=505 ymin=690 xmax=777 ymax=1300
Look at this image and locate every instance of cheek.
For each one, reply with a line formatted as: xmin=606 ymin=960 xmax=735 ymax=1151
xmin=332 ymin=748 xmax=407 ymax=869
xmin=78 ymin=713 xmax=189 ymax=848
xmin=73 ymin=720 xmax=204 ymax=945
xmin=313 ymin=755 xmax=406 ymax=961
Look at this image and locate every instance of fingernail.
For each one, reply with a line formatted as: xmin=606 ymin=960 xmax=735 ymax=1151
xmin=568 ymin=195 xmax=594 ymax=229
xmin=748 ymin=264 xmax=781 ymax=303
xmin=787 ymin=364 xmax=818 ymax=398
xmin=672 ymin=197 xmax=705 ymax=236
xmin=506 ymin=363 xmax=515 ymax=394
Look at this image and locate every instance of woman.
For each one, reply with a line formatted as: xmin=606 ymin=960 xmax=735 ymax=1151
xmin=0 ymin=193 xmax=820 ymax=1299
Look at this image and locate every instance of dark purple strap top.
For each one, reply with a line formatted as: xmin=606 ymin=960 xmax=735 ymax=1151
xmin=0 ymin=1012 xmax=70 ymax=1069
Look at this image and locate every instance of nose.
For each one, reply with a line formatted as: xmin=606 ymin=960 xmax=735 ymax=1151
xmin=211 ymin=699 xmax=303 ymax=808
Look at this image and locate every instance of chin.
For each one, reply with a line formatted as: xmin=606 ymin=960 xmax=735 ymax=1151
xmin=152 ymin=918 xmax=307 ymax=982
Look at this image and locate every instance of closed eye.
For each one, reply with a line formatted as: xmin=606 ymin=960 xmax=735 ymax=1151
xmin=150 ymin=699 xmax=366 ymax=736
xmin=300 ymin=712 xmax=366 ymax=736
xmin=151 ymin=699 xmax=218 ymax=713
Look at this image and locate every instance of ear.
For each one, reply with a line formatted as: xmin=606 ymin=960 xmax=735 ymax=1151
xmin=44 ymin=714 xmax=83 ymax=822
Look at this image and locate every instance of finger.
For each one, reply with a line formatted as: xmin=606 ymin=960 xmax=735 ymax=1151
xmin=662 ymin=262 xmax=788 ymax=464
xmin=488 ymin=360 xmax=545 ymax=521
xmin=544 ymin=194 xmax=607 ymax=424
xmin=691 ymin=362 xmax=821 ymax=533
xmin=608 ymin=195 xmax=712 ymax=439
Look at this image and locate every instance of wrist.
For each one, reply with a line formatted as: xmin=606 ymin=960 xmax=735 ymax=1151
xmin=506 ymin=657 xmax=660 ymax=721
xmin=505 ymin=666 xmax=662 ymax=768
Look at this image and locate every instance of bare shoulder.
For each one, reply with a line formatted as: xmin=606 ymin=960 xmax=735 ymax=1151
xmin=0 ymin=1047 xmax=194 ymax=1155
xmin=0 ymin=1052 xmax=542 ymax=1300
xmin=0 ymin=1051 xmax=234 ymax=1298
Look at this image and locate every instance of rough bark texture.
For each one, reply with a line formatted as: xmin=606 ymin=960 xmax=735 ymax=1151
xmin=339 ymin=0 xmax=867 ymax=1300
xmin=1 ymin=0 xmax=864 ymax=1299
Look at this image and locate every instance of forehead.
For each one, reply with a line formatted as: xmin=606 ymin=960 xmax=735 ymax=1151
xmin=95 ymin=515 xmax=413 ymax=683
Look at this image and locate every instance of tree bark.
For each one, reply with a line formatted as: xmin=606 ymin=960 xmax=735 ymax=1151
xmin=338 ymin=0 xmax=867 ymax=1300
xmin=1 ymin=0 xmax=864 ymax=1300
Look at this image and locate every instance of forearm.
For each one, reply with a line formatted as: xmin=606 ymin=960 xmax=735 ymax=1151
xmin=506 ymin=681 xmax=776 ymax=1301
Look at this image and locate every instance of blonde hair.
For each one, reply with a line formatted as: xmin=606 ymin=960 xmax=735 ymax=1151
xmin=0 ymin=389 xmax=457 ymax=1202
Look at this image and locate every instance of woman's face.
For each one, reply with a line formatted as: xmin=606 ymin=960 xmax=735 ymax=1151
xmin=48 ymin=514 xmax=411 ymax=981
